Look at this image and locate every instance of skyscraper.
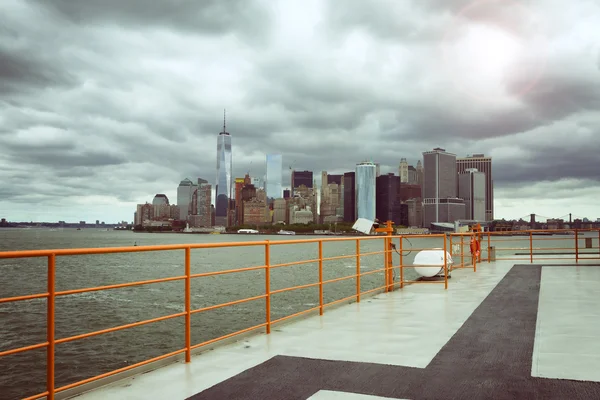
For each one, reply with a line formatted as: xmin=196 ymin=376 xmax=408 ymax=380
xmin=422 ymin=148 xmax=464 ymax=227
xmin=291 ymin=170 xmax=313 ymax=196
xmin=177 ymin=178 xmax=196 ymax=221
xmin=458 ymin=168 xmax=486 ymax=221
xmin=265 ymin=154 xmax=283 ymax=201
xmin=399 ymin=158 xmax=409 ymax=183
xmin=343 ymin=172 xmax=356 ymax=222
xmin=215 ymin=110 xmax=232 ymax=227
xmin=456 ymin=154 xmax=493 ymax=221
xmin=355 ymin=162 xmax=377 ymax=222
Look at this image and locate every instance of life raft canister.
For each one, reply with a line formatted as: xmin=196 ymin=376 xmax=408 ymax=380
xmin=470 ymin=236 xmax=481 ymax=257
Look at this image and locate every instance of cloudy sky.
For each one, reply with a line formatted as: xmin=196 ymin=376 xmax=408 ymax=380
xmin=1 ymin=0 xmax=599 ymax=223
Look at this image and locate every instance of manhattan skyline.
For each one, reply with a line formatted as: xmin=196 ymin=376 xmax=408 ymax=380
xmin=0 ymin=0 xmax=599 ymax=223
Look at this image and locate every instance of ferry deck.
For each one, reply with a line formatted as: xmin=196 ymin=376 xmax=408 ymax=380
xmin=71 ymin=257 xmax=600 ymax=400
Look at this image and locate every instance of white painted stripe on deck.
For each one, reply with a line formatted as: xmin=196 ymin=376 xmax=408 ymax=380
xmin=308 ymin=390 xmax=409 ymax=399
xmin=532 ymin=266 xmax=600 ymax=382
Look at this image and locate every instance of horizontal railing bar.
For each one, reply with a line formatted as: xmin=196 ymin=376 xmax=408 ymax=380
xmin=55 ymin=312 xmax=186 ymax=344
xmin=0 ymin=292 xmax=48 ymax=304
xmin=56 ymin=275 xmax=187 ymax=297
xmin=271 ymin=306 xmax=321 ymax=324
xmin=190 ymin=323 xmax=267 ymax=350
xmin=0 ymin=342 xmax=49 ymax=358
xmin=359 ymin=285 xmax=387 ymax=296
xmin=321 ymin=254 xmax=358 ymax=261
xmin=23 ymin=391 xmax=50 ymax=400
xmin=270 ymin=281 xmax=320 ymax=295
xmin=0 ymin=242 xmax=269 ymax=259
xmin=270 ymin=258 xmax=321 ymax=268
xmin=322 ymin=274 xmax=357 ymax=285
xmin=190 ymin=294 xmax=267 ymax=315
xmin=358 ymin=267 xmax=386 ymax=277
xmin=190 ymin=265 xmax=265 ymax=278
xmin=55 ymin=348 xmax=187 ymax=393
xmin=323 ymin=294 xmax=358 ymax=308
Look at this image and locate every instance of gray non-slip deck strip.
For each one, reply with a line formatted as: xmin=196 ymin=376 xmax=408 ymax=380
xmin=188 ymin=265 xmax=600 ymax=400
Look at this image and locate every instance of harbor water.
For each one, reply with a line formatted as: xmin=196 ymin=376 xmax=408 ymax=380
xmin=0 ymin=228 xmax=593 ymax=399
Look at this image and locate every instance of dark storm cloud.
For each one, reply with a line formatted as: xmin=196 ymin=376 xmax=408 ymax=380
xmin=30 ymin=0 xmax=272 ymax=39
xmin=0 ymin=47 xmax=78 ymax=94
xmin=3 ymin=143 xmax=127 ymax=169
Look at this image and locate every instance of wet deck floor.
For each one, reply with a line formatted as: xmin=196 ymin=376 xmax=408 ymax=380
xmin=72 ymin=259 xmax=600 ymax=400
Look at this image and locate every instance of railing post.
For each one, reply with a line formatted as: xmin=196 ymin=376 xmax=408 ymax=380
xmin=47 ymin=254 xmax=56 ymax=400
xmin=443 ymin=235 xmax=448 ymax=290
xmin=389 ymin=236 xmax=394 ymax=291
xmin=355 ymin=239 xmax=361 ymax=302
xmin=265 ymin=241 xmax=271 ymax=333
xmin=383 ymin=237 xmax=389 ymax=292
xmin=399 ymin=237 xmax=404 ymax=289
xmin=473 ymin=234 xmax=477 ymax=273
xmin=575 ymin=229 xmax=579 ymax=263
xmin=487 ymin=231 xmax=491 ymax=263
xmin=184 ymin=247 xmax=191 ymax=363
xmin=529 ymin=231 xmax=533 ymax=263
xmin=460 ymin=235 xmax=464 ymax=267
xmin=318 ymin=240 xmax=323 ymax=316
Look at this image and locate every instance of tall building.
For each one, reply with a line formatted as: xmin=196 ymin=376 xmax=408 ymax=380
xmin=399 ymin=158 xmax=409 ymax=183
xmin=197 ymin=179 xmax=212 ymax=227
xmin=457 ymin=154 xmax=493 ymax=221
xmin=234 ymin=178 xmax=245 ymax=225
xmin=416 ymin=160 xmax=424 ymax=187
xmin=343 ymin=172 xmax=356 ymax=222
xmin=376 ymin=173 xmax=407 ymax=226
xmin=355 ymin=162 xmax=377 ymax=222
xmin=215 ymin=111 xmax=232 ymax=227
xmin=177 ymin=178 xmax=196 ymax=220
xmin=265 ymin=154 xmax=283 ymax=201
xmin=458 ymin=168 xmax=486 ymax=221
xmin=215 ymin=111 xmax=233 ymax=226
xmin=422 ymin=148 xmax=464 ymax=226
xmin=291 ymin=170 xmax=313 ymax=196
xmin=152 ymin=194 xmax=169 ymax=206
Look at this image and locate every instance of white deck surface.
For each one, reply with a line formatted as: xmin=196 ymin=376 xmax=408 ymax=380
xmin=71 ymin=259 xmax=600 ymax=400
xmin=308 ymin=390 xmax=410 ymax=399
xmin=532 ymin=266 xmax=600 ymax=381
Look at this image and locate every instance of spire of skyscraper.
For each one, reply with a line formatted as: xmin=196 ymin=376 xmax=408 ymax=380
xmin=223 ymin=108 xmax=226 ymax=134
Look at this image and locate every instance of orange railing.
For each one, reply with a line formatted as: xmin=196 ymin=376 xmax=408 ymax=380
xmin=449 ymin=228 xmax=600 ymax=263
xmin=0 ymin=234 xmax=459 ymax=400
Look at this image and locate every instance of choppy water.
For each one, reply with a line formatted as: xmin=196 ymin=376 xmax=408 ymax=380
xmin=0 ymin=228 xmax=594 ymax=399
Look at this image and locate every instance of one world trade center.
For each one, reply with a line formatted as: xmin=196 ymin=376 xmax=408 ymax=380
xmin=215 ymin=110 xmax=232 ymax=227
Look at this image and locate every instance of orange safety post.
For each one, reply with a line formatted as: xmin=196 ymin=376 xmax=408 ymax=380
xmin=47 ymin=254 xmax=56 ymax=400
xmin=399 ymin=237 xmax=404 ymax=289
xmin=575 ymin=229 xmax=579 ymax=263
xmin=265 ymin=241 xmax=271 ymax=333
xmin=487 ymin=231 xmax=491 ymax=263
xmin=529 ymin=231 xmax=533 ymax=263
xmin=460 ymin=235 xmax=464 ymax=267
xmin=355 ymin=239 xmax=361 ymax=302
xmin=443 ymin=235 xmax=448 ymax=290
xmin=374 ymin=221 xmax=395 ymax=292
xmin=318 ymin=240 xmax=324 ymax=315
xmin=184 ymin=247 xmax=191 ymax=363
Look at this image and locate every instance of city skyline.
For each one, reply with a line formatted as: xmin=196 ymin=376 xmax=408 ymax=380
xmin=1 ymin=1 xmax=599 ymax=223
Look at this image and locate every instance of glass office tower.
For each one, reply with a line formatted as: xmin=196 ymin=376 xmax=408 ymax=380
xmin=215 ymin=114 xmax=232 ymax=227
xmin=265 ymin=154 xmax=283 ymax=201
xmin=355 ymin=161 xmax=377 ymax=222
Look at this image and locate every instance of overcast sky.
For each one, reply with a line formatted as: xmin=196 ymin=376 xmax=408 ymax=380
xmin=1 ymin=0 xmax=599 ymax=223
